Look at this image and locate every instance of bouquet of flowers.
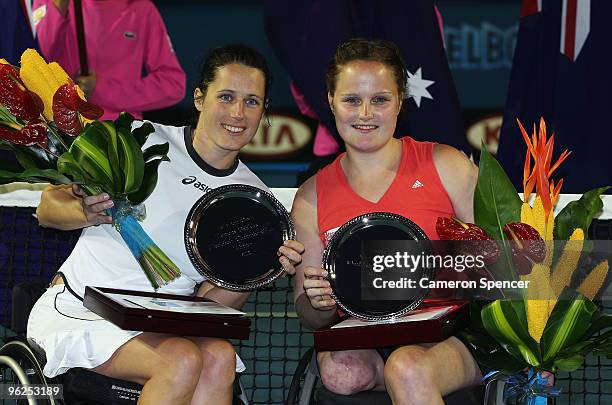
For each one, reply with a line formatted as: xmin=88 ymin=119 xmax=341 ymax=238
xmin=0 ymin=49 xmax=180 ymax=289
xmin=437 ymin=118 xmax=610 ymax=404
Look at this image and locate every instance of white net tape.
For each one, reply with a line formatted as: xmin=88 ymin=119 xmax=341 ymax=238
xmin=0 ymin=182 xmax=610 ymax=219
xmin=0 ymin=183 xmax=299 ymax=212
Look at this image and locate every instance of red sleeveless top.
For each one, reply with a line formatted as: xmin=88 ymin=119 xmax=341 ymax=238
xmin=316 ymin=136 xmax=455 ymax=244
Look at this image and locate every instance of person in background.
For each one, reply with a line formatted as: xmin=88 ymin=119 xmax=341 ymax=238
xmin=32 ymin=0 xmax=186 ymax=120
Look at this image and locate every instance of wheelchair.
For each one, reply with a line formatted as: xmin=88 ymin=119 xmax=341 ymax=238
xmin=0 ymin=281 xmax=250 ymax=405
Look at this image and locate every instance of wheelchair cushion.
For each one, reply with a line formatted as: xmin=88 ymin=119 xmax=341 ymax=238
xmin=316 ymin=387 xmax=392 ymax=405
xmin=315 ymin=385 xmax=484 ymax=405
xmin=59 ymin=367 xmax=248 ymax=405
xmin=60 ymin=367 xmax=142 ymax=404
xmin=11 ymin=281 xmax=47 ymax=335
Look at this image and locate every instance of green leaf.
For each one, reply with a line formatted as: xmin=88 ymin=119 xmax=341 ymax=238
xmin=127 ymin=156 xmax=169 ymax=205
xmin=583 ymin=311 xmax=612 ymax=339
xmin=131 ymin=121 xmax=155 ymax=147
xmin=0 ymin=139 xmax=57 ymax=171
xmin=509 ymin=299 xmax=529 ymax=331
xmin=554 ymin=187 xmax=610 ymax=240
xmin=0 ymin=168 xmax=71 ymax=184
xmin=540 ymin=289 xmax=597 ymax=362
xmin=555 ymin=333 xmax=612 ymax=364
xmin=21 ymin=168 xmax=72 ymax=183
xmin=474 ymin=145 xmax=522 ymax=283
xmin=142 ymin=142 xmax=169 ymax=162
xmin=474 ymin=144 xmax=522 ymax=241
xmin=13 ymin=148 xmax=39 ymax=169
xmin=593 ymin=341 xmax=612 ymax=358
xmin=116 ymin=126 xmax=144 ymax=194
xmin=481 ymin=299 xmax=541 ymax=367
xmin=103 ymin=122 xmax=124 ymax=191
xmin=554 ymin=353 xmax=586 ymax=372
xmin=0 ymin=169 xmax=26 ymax=184
xmin=69 ymin=123 xmax=114 ymax=192
xmin=0 ymin=141 xmax=34 ymax=170
xmin=0 ymin=105 xmax=20 ymax=125
xmin=114 ymin=112 xmax=135 ymax=131
xmin=57 ymin=152 xmax=89 ymax=185
xmin=459 ymin=330 xmax=526 ymax=373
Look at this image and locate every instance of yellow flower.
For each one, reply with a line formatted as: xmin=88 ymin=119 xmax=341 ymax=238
xmin=20 ymin=49 xmax=64 ymax=121
xmin=517 ymin=118 xmax=606 ymax=342
xmin=19 ymin=49 xmax=92 ymax=125
xmin=577 ymin=260 xmax=609 ymax=300
xmin=48 ymin=62 xmax=86 ymax=100
xmin=522 ymin=263 xmax=554 ymax=342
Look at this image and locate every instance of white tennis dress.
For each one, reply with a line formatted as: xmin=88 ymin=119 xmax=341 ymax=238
xmin=28 ymin=123 xmax=267 ymax=378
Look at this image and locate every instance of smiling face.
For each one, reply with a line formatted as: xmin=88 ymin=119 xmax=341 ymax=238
xmin=328 ymin=60 xmax=403 ymax=153
xmin=194 ymin=63 xmax=266 ymax=156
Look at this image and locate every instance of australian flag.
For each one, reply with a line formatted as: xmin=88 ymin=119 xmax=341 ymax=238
xmin=499 ymin=0 xmax=612 ymax=193
xmin=264 ymin=0 xmax=468 ymax=154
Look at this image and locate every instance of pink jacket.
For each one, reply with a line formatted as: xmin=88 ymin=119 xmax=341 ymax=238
xmin=33 ymin=0 xmax=186 ymax=120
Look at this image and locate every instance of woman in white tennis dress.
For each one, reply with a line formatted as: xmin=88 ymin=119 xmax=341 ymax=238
xmin=28 ymin=44 xmax=304 ymax=405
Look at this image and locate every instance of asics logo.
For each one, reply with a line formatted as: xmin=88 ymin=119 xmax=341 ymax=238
xmin=181 ymin=176 xmax=212 ymax=193
xmin=182 ymin=176 xmax=196 ymax=184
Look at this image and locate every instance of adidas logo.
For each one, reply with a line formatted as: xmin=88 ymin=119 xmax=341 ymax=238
xmin=411 ymin=180 xmax=424 ymax=189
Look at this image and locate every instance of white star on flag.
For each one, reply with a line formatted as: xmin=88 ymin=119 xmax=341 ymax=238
xmin=405 ymin=68 xmax=434 ymax=107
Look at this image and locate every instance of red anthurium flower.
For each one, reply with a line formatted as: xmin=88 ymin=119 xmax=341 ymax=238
xmin=77 ymin=98 xmax=104 ymax=120
xmin=436 ymin=217 xmax=490 ymax=240
xmin=0 ymin=119 xmax=47 ymax=147
xmin=52 ymin=83 xmax=103 ymax=136
xmin=0 ymin=64 xmax=43 ymax=121
xmin=502 ymin=222 xmax=546 ymax=275
xmin=436 ymin=217 xmax=500 ymax=264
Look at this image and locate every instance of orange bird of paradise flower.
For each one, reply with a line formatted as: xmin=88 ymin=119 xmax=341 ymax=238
xmin=516 ymin=117 xmax=571 ymax=222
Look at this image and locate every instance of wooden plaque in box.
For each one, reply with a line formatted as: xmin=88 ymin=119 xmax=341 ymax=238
xmin=314 ymin=300 xmax=468 ymax=352
xmin=83 ymin=286 xmax=251 ymax=340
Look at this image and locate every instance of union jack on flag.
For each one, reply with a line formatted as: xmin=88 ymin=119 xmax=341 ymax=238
xmin=498 ymin=0 xmax=611 ymax=193
xmin=522 ymin=0 xmax=591 ymax=61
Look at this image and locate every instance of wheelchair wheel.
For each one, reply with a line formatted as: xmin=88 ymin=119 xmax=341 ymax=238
xmin=286 ymin=348 xmax=317 ymax=405
xmin=0 ymin=339 xmax=61 ymax=405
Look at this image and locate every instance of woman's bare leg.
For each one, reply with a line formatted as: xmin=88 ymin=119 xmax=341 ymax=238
xmin=384 ymin=337 xmax=482 ymax=405
xmin=93 ymin=333 xmax=205 ymax=405
xmin=188 ymin=337 xmax=236 ymax=405
xmin=317 ymin=349 xmax=385 ymax=395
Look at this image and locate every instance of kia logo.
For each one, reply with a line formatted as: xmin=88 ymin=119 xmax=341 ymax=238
xmin=242 ymin=112 xmax=312 ymax=159
xmin=466 ymin=113 xmax=503 ymax=155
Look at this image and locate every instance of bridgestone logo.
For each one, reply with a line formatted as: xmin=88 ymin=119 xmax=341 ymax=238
xmin=111 ymin=385 xmax=141 ymax=395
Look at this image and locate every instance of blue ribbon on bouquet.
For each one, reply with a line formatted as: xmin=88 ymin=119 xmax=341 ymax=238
xmin=109 ymin=198 xmax=181 ymax=289
xmin=484 ymin=370 xmax=561 ymax=405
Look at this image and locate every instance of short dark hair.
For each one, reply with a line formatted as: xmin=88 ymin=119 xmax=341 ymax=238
xmin=196 ymin=44 xmax=272 ymax=102
xmin=325 ymin=38 xmax=407 ymax=98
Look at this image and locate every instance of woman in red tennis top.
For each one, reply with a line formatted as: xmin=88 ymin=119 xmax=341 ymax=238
xmin=291 ymin=38 xmax=480 ymax=404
